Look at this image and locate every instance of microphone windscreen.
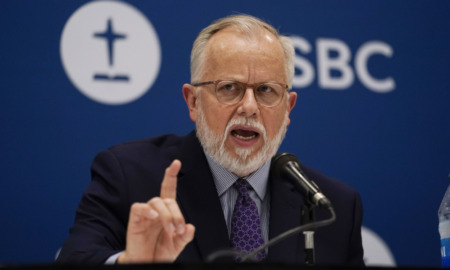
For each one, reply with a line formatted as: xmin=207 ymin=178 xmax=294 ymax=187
xmin=271 ymin=152 xmax=301 ymax=178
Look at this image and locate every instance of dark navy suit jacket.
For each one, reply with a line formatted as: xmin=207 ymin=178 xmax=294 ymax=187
xmin=56 ymin=131 xmax=364 ymax=265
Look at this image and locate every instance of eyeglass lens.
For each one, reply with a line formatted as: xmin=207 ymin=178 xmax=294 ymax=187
xmin=215 ymin=80 xmax=284 ymax=107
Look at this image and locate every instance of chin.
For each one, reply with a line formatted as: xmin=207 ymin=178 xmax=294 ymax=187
xmin=223 ymin=147 xmax=271 ymax=177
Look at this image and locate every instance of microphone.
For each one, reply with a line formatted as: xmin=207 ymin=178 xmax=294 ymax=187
xmin=205 ymin=152 xmax=337 ymax=263
xmin=271 ymin=153 xmax=331 ymax=209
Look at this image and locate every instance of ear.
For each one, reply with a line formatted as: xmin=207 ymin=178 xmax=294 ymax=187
xmin=285 ymin=91 xmax=297 ymax=126
xmin=182 ymin=84 xmax=198 ymax=122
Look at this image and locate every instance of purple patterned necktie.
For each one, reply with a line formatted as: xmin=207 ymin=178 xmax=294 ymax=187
xmin=230 ymin=178 xmax=266 ymax=261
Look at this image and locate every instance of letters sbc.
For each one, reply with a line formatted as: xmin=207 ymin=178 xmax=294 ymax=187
xmin=291 ymin=36 xmax=395 ymax=93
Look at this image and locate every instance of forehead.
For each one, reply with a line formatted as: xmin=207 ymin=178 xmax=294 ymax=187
xmin=202 ymin=27 xmax=287 ymax=83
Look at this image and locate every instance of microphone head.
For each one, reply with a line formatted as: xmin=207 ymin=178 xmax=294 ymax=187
xmin=271 ymin=152 xmax=301 ymax=178
xmin=271 ymin=153 xmax=332 ymax=209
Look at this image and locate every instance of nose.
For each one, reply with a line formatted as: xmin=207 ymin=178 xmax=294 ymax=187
xmin=237 ymin=88 xmax=259 ymax=117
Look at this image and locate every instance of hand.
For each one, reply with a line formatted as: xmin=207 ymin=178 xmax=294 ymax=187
xmin=117 ymin=160 xmax=195 ymax=263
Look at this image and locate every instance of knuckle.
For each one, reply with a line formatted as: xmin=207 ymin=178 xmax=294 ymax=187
xmin=130 ymin=204 xmax=139 ymax=213
xmin=163 ymin=198 xmax=175 ymax=204
xmin=148 ymin=197 xmax=162 ymax=206
xmin=131 ymin=202 xmax=144 ymax=211
xmin=131 ymin=202 xmax=139 ymax=209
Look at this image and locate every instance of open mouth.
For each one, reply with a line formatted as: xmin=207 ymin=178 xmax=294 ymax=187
xmin=231 ymin=129 xmax=260 ymax=141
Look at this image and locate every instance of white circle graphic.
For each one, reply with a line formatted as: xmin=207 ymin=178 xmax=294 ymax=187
xmin=60 ymin=0 xmax=161 ymax=105
xmin=362 ymin=226 xmax=396 ymax=266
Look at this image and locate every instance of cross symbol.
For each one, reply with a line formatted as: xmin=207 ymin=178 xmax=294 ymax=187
xmin=93 ymin=18 xmax=126 ymax=66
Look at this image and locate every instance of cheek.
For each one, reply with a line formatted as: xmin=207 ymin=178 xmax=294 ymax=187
xmin=263 ymin=110 xmax=288 ymax=137
xmin=206 ymin=113 xmax=225 ymax=132
xmin=201 ymin=100 xmax=231 ymax=133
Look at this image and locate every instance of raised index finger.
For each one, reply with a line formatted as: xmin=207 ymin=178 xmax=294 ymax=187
xmin=160 ymin=159 xmax=181 ymax=199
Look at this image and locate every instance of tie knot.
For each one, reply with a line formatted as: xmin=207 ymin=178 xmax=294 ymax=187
xmin=234 ymin=178 xmax=250 ymax=196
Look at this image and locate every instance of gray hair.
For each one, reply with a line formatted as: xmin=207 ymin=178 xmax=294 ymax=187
xmin=190 ymin=14 xmax=294 ymax=89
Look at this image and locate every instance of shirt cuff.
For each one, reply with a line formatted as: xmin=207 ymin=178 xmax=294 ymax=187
xmin=105 ymin=251 xmax=123 ymax=264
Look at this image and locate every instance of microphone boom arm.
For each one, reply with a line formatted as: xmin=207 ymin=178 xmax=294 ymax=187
xmin=241 ymin=206 xmax=336 ymax=262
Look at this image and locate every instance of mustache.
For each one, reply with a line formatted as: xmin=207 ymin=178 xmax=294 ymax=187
xmin=224 ymin=117 xmax=267 ymax=140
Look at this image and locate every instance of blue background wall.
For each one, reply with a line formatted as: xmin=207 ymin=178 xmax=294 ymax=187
xmin=1 ymin=0 xmax=449 ymax=266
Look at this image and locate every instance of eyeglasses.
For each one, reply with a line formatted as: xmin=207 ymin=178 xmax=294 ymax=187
xmin=191 ymin=80 xmax=289 ymax=108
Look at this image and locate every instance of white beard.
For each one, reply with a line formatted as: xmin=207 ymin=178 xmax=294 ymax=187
xmin=195 ymin=98 xmax=289 ymax=177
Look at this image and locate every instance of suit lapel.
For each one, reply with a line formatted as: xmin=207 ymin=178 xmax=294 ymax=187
xmin=267 ymin=174 xmax=304 ymax=263
xmin=176 ymin=132 xmax=231 ymax=261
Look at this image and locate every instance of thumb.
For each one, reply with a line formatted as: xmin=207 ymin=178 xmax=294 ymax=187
xmin=175 ymin=224 xmax=196 ymax=251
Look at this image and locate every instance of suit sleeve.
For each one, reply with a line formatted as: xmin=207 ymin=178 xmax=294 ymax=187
xmin=55 ymin=149 xmax=130 ymax=264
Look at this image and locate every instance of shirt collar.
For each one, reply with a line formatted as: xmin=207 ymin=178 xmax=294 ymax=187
xmin=204 ymin=151 xmax=270 ymax=201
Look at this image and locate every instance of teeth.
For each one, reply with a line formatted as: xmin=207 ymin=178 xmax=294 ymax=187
xmin=232 ymin=131 xmax=256 ymax=141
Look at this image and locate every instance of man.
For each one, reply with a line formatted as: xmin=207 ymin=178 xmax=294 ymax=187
xmin=56 ymin=14 xmax=364 ymax=265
